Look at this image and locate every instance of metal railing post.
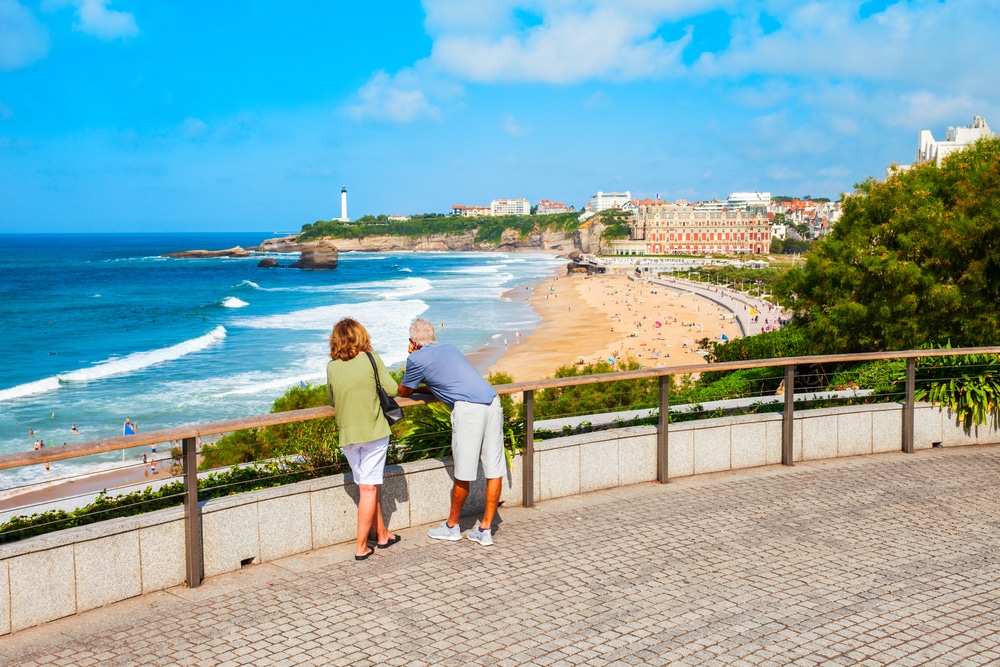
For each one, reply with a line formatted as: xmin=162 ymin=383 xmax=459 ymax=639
xmin=182 ymin=436 xmax=203 ymax=588
xmin=782 ymin=365 xmax=795 ymax=465
xmin=657 ymin=375 xmax=670 ymax=483
xmin=903 ymin=357 xmax=916 ymax=454
xmin=522 ymin=390 xmax=534 ymax=508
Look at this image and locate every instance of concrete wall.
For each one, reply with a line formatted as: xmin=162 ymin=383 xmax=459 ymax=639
xmin=1 ymin=401 xmax=995 ymax=635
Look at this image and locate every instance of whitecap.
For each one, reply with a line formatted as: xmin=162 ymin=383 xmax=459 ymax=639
xmin=440 ymin=266 xmax=500 ymax=275
xmin=235 ymin=300 xmax=427 ymax=337
xmin=0 ymin=326 xmax=228 ymax=403
xmin=222 ymin=297 xmax=249 ymax=308
xmin=236 ymin=280 xmax=260 ymax=290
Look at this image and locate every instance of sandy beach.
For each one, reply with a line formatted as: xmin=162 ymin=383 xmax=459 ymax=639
xmin=488 ymin=271 xmax=741 ymax=382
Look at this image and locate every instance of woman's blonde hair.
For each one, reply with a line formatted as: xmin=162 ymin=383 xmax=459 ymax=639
xmin=329 ymin=318 xmax=372 ymax=361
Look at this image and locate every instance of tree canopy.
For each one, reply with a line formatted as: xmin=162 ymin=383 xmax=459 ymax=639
xmin=776 ymin=137 xmax=1000 ymax=353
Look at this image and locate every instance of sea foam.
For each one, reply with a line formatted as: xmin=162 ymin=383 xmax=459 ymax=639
xmin=235 ymin=300 xmax=428 ymax=334
xmin=0 ymin=326 xmax=228 ymax=402
xmin=222 ymin=297 xmax=249 ymax=308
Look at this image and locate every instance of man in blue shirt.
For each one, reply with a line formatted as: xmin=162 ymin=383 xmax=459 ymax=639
xmin=398 ymin=318 xmax=503 ymax=546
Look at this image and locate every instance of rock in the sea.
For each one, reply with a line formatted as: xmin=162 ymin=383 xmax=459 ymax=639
xmin=257 ymin=258 xmax=278 ymax=268
xmin=289 ymin=240 xmax=339 ymax=269
xmin=164 ymin=246 xmax=251 ymax=259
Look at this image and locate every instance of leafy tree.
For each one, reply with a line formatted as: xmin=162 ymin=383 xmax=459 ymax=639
xmin=777 ymin=137 xmax=1000 ymax=354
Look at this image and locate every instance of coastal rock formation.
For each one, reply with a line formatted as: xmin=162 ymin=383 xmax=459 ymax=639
xmin=250 ymin=218 xmax=609 ymax=260
xmin=257 ymin=258 xmax=278 ymax=268
xmin=321 ymin=220 xmax=608 ymax=255
xmin=289 ymin=240 xmax=339 ymax=269
xmin=258 ymin=236 xmax=311 ymax=253
xmin=164 ymin=246 xmax=252 ymax=259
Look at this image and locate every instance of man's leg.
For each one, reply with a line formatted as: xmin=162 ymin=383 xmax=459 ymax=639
xmin=480 ymin=477 xmax=502 ymax=530
xmin=447 ymin=479 xmax=470 ymax=527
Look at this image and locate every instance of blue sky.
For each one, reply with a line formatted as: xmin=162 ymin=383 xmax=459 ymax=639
xmin=1 ymin=0 xmax=998 ymax=233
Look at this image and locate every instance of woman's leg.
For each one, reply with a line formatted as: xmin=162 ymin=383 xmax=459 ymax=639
xmin=374 ymin=485 xmax=396 ymax=544
xmin=356 ymin=483 xmax=377 ymax=556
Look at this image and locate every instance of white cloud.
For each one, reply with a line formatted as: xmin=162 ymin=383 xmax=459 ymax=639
xmin=76 ymin=0 xmax=137 ymax=39
xmin=43 ymin=0 xmax=137 ymax=40
xmin=345 ymin=70 xmax=443 ymax=123
xmin=350 ymin=0 xmax=1000 ymax=129
xmin=695 ymin=0 xmax=1000 ymax=96
xmin=180 ymin=117 xmax=207 ymax=140
xmin=0 ymin=0 xmax=50 ymax=70
xmin=501 ymin=113 xmax=529 ymax=137
xmin=430 ymin=8 xmax=691 ymax=84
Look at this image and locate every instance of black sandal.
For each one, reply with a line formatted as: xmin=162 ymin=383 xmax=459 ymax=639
xmin=377 ymin=535 xmax=402 ymax=549
xmin=355 ymin=548 xmax=375 ymax=561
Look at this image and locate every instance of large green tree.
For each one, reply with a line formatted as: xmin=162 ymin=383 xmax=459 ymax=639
xmin=777 ymin=137 xmax=1000 ymax=353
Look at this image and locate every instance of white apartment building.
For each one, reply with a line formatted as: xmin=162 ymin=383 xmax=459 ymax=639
xmin=916 ymin=116 xmax=995 ymax=166
xmin=491 ymin=198 xmax=531 ymax=216
xmin=585 ymin=191 xmax=632 ymax=213
xmin=701 ymin=192 xmax=771 ymax=211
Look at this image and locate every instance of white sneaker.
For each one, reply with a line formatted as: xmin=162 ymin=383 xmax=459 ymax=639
xmin=466 ymin=525 xmax=493 ymax=546
xmin=428 ymin=521 xmax=461 ymax=541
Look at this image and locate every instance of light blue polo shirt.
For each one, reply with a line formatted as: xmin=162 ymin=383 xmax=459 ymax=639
xmin=401 ymin=343 xmax=497 ymax=409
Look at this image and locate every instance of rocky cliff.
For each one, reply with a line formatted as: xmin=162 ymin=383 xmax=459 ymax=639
xmin=263 ymin=220 xmax=608 ymax=255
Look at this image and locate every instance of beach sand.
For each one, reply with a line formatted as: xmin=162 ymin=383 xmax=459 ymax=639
xmin=0 ymin=457 xmax=172 ymax=516
xmin=488 ymin=271 xmax=741 ymax=382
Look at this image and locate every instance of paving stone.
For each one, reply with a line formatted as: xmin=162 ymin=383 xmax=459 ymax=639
xmin=3 ymin=446 xmax=999 ymax=666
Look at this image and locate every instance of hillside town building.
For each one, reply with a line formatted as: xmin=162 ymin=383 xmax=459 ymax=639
xmin=536 ymin=199 xmax=575 ymax=215
xmin=451 ymin=205 xmax=492 ymax=217
xmin=611 ymin=198 xmax=772 ymax=256
xmin=889 ymin=115 xmax=995 ymax=178
xmin=585 ymin=191 xmax=632 ymax=213
xmin=917 ymin=115 xmax=994 ymax=166
xmin=490 ymin=198 xmax=531 ymax=216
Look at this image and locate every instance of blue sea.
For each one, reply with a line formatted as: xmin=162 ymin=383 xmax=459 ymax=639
xmin=0 ymin=233 xmax=564 ymax=490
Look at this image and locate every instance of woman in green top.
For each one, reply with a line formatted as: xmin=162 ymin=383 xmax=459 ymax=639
xmin=327 ymin=318 xmax=401 ymax=561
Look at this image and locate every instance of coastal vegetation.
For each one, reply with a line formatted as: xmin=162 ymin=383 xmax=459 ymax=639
xmin=299 ymin=211 xmax=584 ymax=244
xmin=775 ymin=137 xmax=1000 ymax=354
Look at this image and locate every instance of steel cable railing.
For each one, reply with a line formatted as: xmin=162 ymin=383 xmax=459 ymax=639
xmin=2 ymin=345 xmax=1000 ymax=587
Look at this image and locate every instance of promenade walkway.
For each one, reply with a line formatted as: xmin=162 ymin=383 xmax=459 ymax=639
xmin=4 ymin=445 xmax=999 ymax=666
xmin=650 ymin=276 xmax=783 ymax=337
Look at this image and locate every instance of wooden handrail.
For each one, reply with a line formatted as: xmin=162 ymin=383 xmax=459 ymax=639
xmin=2 ymin=345 xmax=999 ymax=473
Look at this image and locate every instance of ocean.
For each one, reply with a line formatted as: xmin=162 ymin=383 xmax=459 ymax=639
xmin=0 ymin=233 xmax=564 ymax=491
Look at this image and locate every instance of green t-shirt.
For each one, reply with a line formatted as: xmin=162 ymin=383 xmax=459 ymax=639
xmin=326 ymin=352 xmax=398 ymax=447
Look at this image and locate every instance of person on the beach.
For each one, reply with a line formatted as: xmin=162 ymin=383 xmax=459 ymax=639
xmin=123 ymin=417 xmax=135 ymax=436
xmin=150 ymin=458 xmax=157 ymax=474
xmin=326 ymin=317 xmax=400 ymax=561
xmin=399 ymin=318 xmax=503 ymax=547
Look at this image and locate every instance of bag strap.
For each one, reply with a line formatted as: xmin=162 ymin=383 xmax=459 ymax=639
xmin=365 ymin=352 xmax=384 ymax=391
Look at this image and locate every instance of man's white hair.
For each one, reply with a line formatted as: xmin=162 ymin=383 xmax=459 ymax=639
xmin=409 ymin=318 xmax=437 ymax=346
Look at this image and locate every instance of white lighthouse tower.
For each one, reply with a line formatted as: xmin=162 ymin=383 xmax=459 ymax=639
xmin=339 ymin=186 xmax=349 ymax=222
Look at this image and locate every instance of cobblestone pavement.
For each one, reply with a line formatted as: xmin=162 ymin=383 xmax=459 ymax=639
xmin=4 ymin=446 xmax=999 ymax=666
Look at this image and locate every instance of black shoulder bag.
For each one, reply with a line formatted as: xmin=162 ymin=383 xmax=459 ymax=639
xmin=366 ymin=352 xmax=404 ymax=425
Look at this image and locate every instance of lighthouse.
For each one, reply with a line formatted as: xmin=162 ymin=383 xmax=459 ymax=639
xmin=340 ymin=186 xmax=348 ymax=222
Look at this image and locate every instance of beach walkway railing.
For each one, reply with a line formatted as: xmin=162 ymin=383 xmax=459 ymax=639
xmin=1 ymin=345 xmax=999 ymax=596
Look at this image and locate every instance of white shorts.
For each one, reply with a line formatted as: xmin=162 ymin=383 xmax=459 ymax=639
xmin=341 ymin=436 xmax=390 ymax=485
xmin=451 ymin=397 xmax=505 ymax=482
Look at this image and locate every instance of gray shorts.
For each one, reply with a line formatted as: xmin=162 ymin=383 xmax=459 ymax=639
xmin=451 ymin=397 xmax=505 ymax=481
